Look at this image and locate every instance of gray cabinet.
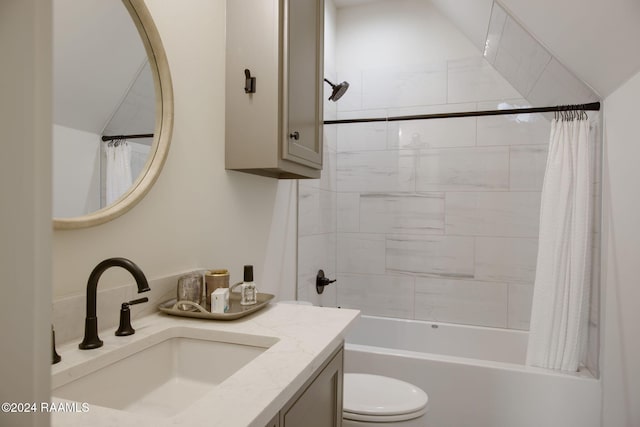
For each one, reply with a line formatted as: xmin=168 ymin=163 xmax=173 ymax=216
xmin=265 ymin=413 xmax=280 ymax=427
xmin=226 ymin=0 xmax=324 ymax=179
xmin=265 ymin=346 xmax=343 ymax=427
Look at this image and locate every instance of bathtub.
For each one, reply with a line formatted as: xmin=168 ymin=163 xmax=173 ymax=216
xmin=344 ymin=315 xmax=601 ymax=427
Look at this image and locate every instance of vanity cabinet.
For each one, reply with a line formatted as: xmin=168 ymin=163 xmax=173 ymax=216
xmin=266 ymin=346 xmax=343 ymax=427
xmin=265 ymin=413 xmax=280 ymax=427
xmin=225 ymin=0 xmax=324 ymax=179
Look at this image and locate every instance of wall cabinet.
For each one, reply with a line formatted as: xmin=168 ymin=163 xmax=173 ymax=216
xmin=267 ymin=346 xmax=343 ymax=427
xmin=226 ymin=0 xmax=324 ymax=179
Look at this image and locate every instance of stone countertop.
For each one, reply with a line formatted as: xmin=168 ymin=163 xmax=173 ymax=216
xmin=51 ymin=303 xmax=359 ymax=427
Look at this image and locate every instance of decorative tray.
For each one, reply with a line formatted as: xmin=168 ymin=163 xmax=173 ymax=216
xmin=158 ymin=292 xmax=274 ymax=320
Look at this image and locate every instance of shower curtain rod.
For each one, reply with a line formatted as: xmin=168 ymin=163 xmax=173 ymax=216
xmin=323 ymin=101 xmax=600 ymax=125
xmin=101 ymin=133 xmax=154 ymax=142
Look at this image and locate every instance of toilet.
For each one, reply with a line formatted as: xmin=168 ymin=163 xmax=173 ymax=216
xmin=343 ymin=373 xmax=429 ymax=427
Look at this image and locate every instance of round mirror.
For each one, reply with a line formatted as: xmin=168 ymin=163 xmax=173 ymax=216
xmin=53 ymin=0 xmax=173 ymax=229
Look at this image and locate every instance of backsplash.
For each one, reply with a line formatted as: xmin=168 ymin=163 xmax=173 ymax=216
xmin=52 ymin=270 xmax=198 ymax=345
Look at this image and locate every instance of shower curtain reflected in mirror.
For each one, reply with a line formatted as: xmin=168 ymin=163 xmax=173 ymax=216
xmin=526 ymin=116 xmax=592 ymax=372
xmin=105 ymin=140 xmax=133 ymax=206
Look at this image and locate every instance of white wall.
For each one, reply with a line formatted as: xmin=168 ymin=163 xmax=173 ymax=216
xmin=336 ymin=0 xmax=479 ymax=72
xmin=601 ymin=70 xmax=640 ymax=427
xmin=53 ymin=0 xmax=296 ymax=305
xmin=52 ymin=124 xmax=101 ymax=218
xmin=0 ymin=1 xmax=52 ymax=426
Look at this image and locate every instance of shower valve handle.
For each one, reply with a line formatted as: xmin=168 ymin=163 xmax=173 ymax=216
xmin=316 ymin=269 xmax=336 ymax=294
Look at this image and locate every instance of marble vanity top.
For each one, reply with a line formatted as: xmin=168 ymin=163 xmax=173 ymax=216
xmin=51 ymin=303 xmax=359 ymax=427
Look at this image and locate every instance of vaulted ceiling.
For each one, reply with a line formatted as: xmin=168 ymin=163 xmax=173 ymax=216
xmin=53 ymin=0 xmax=150 ymax=134
xmin=335 ymin=0 xmax=640 ymax=98
xmin=498 ymin=0 xmax=640 ymax=97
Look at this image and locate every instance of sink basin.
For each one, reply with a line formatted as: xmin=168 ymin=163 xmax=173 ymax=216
xmin=53 ymin=328 xmax=278 ymax=417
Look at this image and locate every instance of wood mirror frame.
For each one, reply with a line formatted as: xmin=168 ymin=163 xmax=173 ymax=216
xmin=54 ymin=0 xmax=173 ymax=230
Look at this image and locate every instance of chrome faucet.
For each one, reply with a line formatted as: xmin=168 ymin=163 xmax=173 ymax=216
xmin=79 ymin=258 xmax=150 ymax=350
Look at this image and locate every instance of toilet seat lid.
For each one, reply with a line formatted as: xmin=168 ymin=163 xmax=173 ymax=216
xmin=343 ymin=373 xmax=429 ymax=417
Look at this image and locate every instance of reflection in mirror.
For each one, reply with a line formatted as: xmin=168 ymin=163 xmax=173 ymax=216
xmin=53 ymin=0 xmax=153 ymax=218
xmin=53 ymin=0 xmax=173 ymax=229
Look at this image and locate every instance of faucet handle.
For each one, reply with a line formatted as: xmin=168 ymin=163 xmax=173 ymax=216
xmin=115 ymin=297 xmax=149 ymax=336
xmin=128 ymin=297 xmax=149 ymax=306
xmin=315 ymin=270 xmax=337 ymax=294
xmin=52 ymin=325 xmax=61 ymax=365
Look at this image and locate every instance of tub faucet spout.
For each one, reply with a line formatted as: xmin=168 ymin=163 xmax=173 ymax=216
xmin=79 ymin=257 xmax=150 ymax=350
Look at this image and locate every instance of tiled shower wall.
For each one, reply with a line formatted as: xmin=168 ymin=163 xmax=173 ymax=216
xmin=297 ymin=112 xmax=338 ymax=307
xmin=334 ymin=57 xmax=551 ymax=330
xmin=298 ymin=3 xmax=602 ymax=377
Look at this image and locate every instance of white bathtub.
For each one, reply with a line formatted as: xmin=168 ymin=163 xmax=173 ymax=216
xmin=345 ymin=315 xmax=601 ymax=427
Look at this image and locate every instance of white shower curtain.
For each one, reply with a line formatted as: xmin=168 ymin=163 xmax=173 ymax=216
xmin=526 ymin=116 xmax=592 ymax=372
xmin=105 ymin=141 xmax=133 ymax=206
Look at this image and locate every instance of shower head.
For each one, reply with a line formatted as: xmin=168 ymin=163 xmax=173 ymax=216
xmin=324 ymin=78 xmax=350 ymax=102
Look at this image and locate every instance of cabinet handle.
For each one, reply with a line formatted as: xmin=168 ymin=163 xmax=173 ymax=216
xmin=244 ymin=69 xmax=256 ymax=94
xmin=289 ymin=131 xmax=300 ymax=140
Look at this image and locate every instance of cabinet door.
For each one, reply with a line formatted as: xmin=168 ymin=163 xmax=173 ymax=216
xmin=283 ymin=0 xmax=324 ymax=169
xmin=281 ymin=348 xmax=343 ymax=427
xmin=226 ymin=0 xmax=280 ymax=171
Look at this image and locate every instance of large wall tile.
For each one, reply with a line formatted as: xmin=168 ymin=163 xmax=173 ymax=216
xmin=391 ymin=116 xmax=476 ymax=149
xmin=298 ymin=186 xmax=336 ymax=236
xmin=337 ymin=273 xmax=415 ymax=319
xmin=298 ymin=233 xmax=337 ymax=306
xmin=386 ymin=235 xmax=474 ymax=278
xmin=338 ymin=233 xmax=386 ymax=274
xmin=337 ymin=150 xmax=415 ymax=192
xmin=527 ymin=59 xmax=600 ymax=107
xmin=509 ymin=144 xmax=548 ymax=191
xmin=445 ymin=192 xmax=541 ymax=238
xmin=337 ymin=192 xmax=360 ymax=232
xmin=476 ymin=100 xmax=550 ymax=146
xmin=482 ymin=4 xmax=599 ymax=110
xmin=492 ymin=16 xmax=551 ymax=97
xmin=321 ymin=148 xmax=337 ymax=192
xmin=508 ymin=283 xmax=534 ymax=330
xmin=475 ymin=237 xmax=538 ymax=283
xmin=447 ymin=57 xmax=520 ymax=103
xmin=414 ymin=278 xmax=508 ymax=327
xmin=335 ymin=69 xmax=363 ymax=112
xmin=337 ymin=120 xmax=389 ymax=152
xmin=483 ymin=2 xmax=507 ymax=64
xmin=415 ymin=147 xmax=509 ymax=191
xmin=324 ymin=119 xmax=338 ymax=153
xmin=360 ymin=192 xmax=445 ymax=235
xmin=385 ymin=102 xmax=477 ymax=149
xmin=336 ymin=108 xmax=388 ymax=121
xmin=386 ymin=102 xmax=478 ymax=117
xmin=362 ymin=63 xmax=447 ymax=109
xmin=300 ymin=132 xmax=336 ymax=192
